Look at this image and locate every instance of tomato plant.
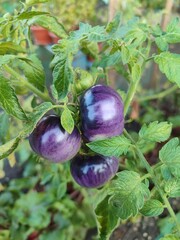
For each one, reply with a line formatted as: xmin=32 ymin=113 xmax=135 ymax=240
xmin=0 ymin=0 xmax=180 ymax=240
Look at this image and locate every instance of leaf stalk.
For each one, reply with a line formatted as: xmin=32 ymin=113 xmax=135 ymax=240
xmin=4 ymin=65 xmax=52 ymax=102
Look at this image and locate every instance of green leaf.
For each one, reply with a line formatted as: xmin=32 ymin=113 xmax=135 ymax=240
xmin=87 ymin=135 xmax=131 ymax=157
xmin=12 ymin=191 xmax=51 ymax=229
xmin=131 ymin=63 xmax=141 ymax=82
xmin=0 ymin=55 xmax=16 ymax=67
xmin=109 ymin=170 xmax=150 ymax=219
xmin=159 ymin=138 xmax=180 ymax=178
xmin=0 ymin=42 xmax=25 ymax=55
xmin=165 ymin=17 xmax=180 ymax=44
xmin=52 ymin=56 xmax=73 ymax=100
xmin=121 ymin=45 xmax=130 ymax=64
xmin=124 ymin=27 xmax=147 ymax=46
xmin=155 ymin=37 xmax=169 ymax=51
xmin=0 ymin=137 xmax=20 ymax=160
xmin=70 ymin=23 xmax=107 ymax=42
xmin=0 ymin=112 xmax=9 ymax=141
xmin=52 ymin=40 xmax=77 ymax=100
xmin=138 ymin=121 xmax=172 ymax=143
xmin=0 ymin=75 xmax=27 ymax=120
xmin=158 ymin=213 xmax=180 ymax=237
xmin=61 ymin=107 xmax=74 ymax=134
xmin=28 ymin=15 xmax=67 ymax=38
xmin=25 ymin=0 xmax=49 ymax=7
xmin=106 ymin=13 xmax=121 ymax=34
xmin=112 ymin=17 xmax=139 ymax=40
xmin=166 ymin=18 xmax=180 ymax=33
xmin=154 ymin=52 xmax=180 ymax=87
xmin=57 ymin=182 xmax=67 ymax=200
xmin=164 ymin=178 xmax=180 ymax=198
xmin=95 ymin=196 xmax=119 ymax=240
xmin=161 ymin=165 xmax=172 ymax=180
xmin=21 ymin=102 xmax=54 ymax=137
xmin=19 ymin=55 xmax=45 ymax=92
xmin=160 ymin=234 xmax=180 ymax=240
xmin=140 ymin=199 xmax=164 ymax=217
xmin=98 ymin=52 xmax=121 ymax=68
xmin=74 ymin=68 xmax=94 ymax=94
xmin=18 ymin=11 xmax=48 ymax=20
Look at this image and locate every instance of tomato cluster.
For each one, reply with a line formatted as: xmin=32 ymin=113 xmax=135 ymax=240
xmin=29 ymin=84 xmax=124 ymax=188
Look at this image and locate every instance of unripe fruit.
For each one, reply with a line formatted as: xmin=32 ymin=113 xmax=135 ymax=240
xmin=74 ymin=68 xmax=94 ymax=95
xmin=29 ymin=115 xmax=81 ymax=163
xmin=80 ymin=84 xmax=124 ymax=141
xmin=70 ymin=155 xmax=119 ymax=188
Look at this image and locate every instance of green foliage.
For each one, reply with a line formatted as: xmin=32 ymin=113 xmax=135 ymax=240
xmin=138 ymin=121 xmax=172 ymax=146
xmin=74 ymin=68 xmax=94 ymax=94
xmin=52 ymin=40 xmax=78 ymax=100
xmin=140 ymin=199 xmax=164 ymax=217
xmin=121 ymin=45 xmax=130 ymax=64
xmin=109 ymin=171 xmax=150 ymax=219
xmin=154 ymin=18 xmax=180 ymax=51
xmin=160 ymin=234 xmax=180 ymax=240
xmin=0 ymin=112 xmax=9 ymax=142
xmin=155 ymin=52 xmax=180 ymax=87
xmin=0 ymin=42 xmax=26 ymax=54
xmin=95 ymin=196 xmax=119 ymax=240
xmin=28 ymin=14 xmax=67 ymax=38
xmin=70 ymin=22 xmax=107 ymax=42
xmin=164 ymin=178 xmax=180 ymax=198
xmin=131 ymin=63 xmax=141 ymax=82
xmin=19 ymin=55 xmax=45 ymax=92
xmin=25 ymin=0 xmax=49 ymax=7
xmin=0 ymin=75 xmax=27 ymax=120
xmin=164 ymin=18 xmax=180 ymax=44
xmin=87 ymin=135 xmax=131 ymax=157
xmin=0 ymin=137 xmax=21 ymax=160
xmin=21 ymin=102 xmax=54 ymax=137
xmin=0 ymin=54 xmax=16 ymax=66
xmin=158 ymin=213 xmax=180 ymax=239
xmin=11 ymin=191 xmax=52 ymax=229
xmin=159 ymin=138 xmax=180 ymax=178
xmin=61 ymin=107 xmax=74 ymax=134
xmin=0 ymin=2 xmax=180 ymax=239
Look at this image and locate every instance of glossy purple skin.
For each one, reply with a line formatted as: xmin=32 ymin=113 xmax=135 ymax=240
xmin=80 ymin=84 xmax=124 ymax=141
xmin=70 ymin=155 xmax=119 ymax=188
xmin=29 ymin=115 xmax=81 ymax=163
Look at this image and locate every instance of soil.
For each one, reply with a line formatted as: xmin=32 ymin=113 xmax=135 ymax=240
xmin=110 ymin=217 xmax=159 ymax=240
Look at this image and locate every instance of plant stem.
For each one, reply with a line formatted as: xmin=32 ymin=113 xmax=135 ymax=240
xmin=124 ymin=79 xmax=139 ymax=115
xmin=124 ymin=129 xmax=180 ymax=233
xmin=4 ymin=65 xmax=52 ymax=102
xmin=138 ymin=85 xmax=178 ymax=102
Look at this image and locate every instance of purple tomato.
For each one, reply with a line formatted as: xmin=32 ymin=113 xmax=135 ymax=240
xmin=80 ymin=84 xmax=124 ymax=141
xmin=70 ymin=155 xmax=119 ymax=188
xmin=29 ymin=115 xmax=81 ymax=163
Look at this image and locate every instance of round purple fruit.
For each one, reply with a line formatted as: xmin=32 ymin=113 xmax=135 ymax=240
xmin=80 ymin=84 xmax=124 ymax=141
xmin=70 ymin=155 xmax=119 ymax=188
xmin=29 ymin=115 xmax=81 ymax=163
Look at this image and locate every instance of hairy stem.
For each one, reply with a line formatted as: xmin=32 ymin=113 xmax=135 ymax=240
xmin=124 ymin=79 xmax=140 ymax=115
xmin=4 ymin=65 xmax=52 ymax=102
xmin=138 ymin=85 xmax=178 ymax=102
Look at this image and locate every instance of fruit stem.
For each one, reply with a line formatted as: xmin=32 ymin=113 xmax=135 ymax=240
xmin=4 ymin=65 xmax=52 ymax=103
xmin=124 ymin=129 xmax=180 ymax=234
xmin=138 ymin=85 xmax=178 ymax=102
